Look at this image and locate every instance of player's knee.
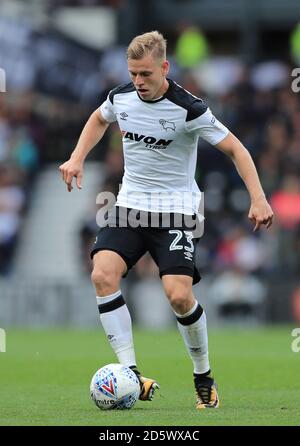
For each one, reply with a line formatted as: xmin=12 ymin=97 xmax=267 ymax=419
xmin=91 ymin=266 xmax=121 ymax=293
xmin=165 ymin=284 xmax=191 ymax=312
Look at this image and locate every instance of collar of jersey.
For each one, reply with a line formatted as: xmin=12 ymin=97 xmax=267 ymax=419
xmin=136 ymin=78 xmax=173 ymax=103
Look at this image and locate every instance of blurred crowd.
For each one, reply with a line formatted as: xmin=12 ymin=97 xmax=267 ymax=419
xmin=1 ymin=19 xmax=300 ymax=320
xmin=0 ymin=93 xmax=40 ymax=275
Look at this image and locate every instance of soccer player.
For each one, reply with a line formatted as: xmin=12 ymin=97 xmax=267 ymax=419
xmin=59 ymin=31 xmax=274 ymax=409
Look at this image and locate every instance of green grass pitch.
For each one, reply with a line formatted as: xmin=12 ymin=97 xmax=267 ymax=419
xmin=0 ymin=326 xmax=299 ymax=426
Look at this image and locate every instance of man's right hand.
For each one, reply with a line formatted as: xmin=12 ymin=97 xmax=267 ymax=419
xmin=59 ymin=158 xmax=83 ymax=192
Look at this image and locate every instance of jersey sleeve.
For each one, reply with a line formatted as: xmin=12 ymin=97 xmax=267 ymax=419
xmin=186 ymin=107 xmax=229 ymax=145
xmin=99 ymin=93 xmax=117 ymax=123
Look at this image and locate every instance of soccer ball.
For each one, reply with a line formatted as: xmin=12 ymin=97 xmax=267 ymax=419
xmin=90 ymin=363 xmax=140 ymax=410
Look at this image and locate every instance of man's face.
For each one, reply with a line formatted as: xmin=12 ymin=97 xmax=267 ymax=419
xmin=128 ymin=53 xmax=169 ymax=100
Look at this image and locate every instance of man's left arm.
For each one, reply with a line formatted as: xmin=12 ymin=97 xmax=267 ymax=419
xmin=215 ymin=131 xmax=274 ymax=232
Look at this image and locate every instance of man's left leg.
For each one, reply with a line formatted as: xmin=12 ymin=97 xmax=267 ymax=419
xmin=162 ymin=274 xmax=219 ymax=409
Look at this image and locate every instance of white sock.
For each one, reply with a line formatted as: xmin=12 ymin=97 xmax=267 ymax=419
xmin=175 ymin=301 xmax=210 ymax=374
xmin=97 ymin=290 xmax=137 ymax=367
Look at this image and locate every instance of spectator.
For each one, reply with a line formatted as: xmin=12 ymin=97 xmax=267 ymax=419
xmin=209 ymin=267 xmax=267 ymax=320
xmin=0 ymin=164 xmax=25 ymax=275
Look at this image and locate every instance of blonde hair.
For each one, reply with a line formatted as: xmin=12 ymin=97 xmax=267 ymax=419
xmin=127 ymin=31 xmax=167 ymax=61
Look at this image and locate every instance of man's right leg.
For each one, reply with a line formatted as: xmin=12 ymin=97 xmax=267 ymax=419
xmin=91 ymin=250 xmax=137 ymax=368
xmin=91 ymin=249 xmax=159 ymax=401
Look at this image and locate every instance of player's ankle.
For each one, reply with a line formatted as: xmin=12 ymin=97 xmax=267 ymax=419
xmin=194 ymin=369 xmax=212 ymax=379
xmin=129 ymin=365 xmax=141 ymax=377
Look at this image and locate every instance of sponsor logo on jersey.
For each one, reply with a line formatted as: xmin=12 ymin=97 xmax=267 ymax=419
xmin=121 ymin=130 xmax=173 ymax=149
xmin=120 ymin=112 xmax=128 ymax=120
xmin=159 ymin=119 xmax=176 ymax=131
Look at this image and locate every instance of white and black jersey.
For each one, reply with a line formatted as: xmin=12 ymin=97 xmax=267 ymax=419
xmin=99 ymin=79 xmax=229 ymax=215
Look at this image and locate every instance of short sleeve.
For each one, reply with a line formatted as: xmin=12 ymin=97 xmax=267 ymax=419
xmin=186 ymin=107 xmax=229 ymax=145
xmin=99 ymin=94 xmax=117 ymax=123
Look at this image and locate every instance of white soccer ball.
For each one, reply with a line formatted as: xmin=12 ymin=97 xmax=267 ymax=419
xmin=90 ymin=363 xmax=140 ymax=410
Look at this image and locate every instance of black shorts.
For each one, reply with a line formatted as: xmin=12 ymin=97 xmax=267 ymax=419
xmin=90 ymin=211 xmax=201 ymax=285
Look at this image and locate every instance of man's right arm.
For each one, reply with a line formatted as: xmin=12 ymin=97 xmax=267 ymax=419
xmin=59 ymin=109 xmax=110 ymax=192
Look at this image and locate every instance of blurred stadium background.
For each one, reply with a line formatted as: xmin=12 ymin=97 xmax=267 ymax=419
xmin=0 ymin=0 xmax=300 ymax=330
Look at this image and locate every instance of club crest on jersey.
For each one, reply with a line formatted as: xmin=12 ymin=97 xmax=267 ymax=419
xmin=159 ymin=119 xmax=176 ymax=131
xmin=96 ymin=372 xmax=118 ymax=399
xmin=121 ymin=130 xmax=173 ymax=149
